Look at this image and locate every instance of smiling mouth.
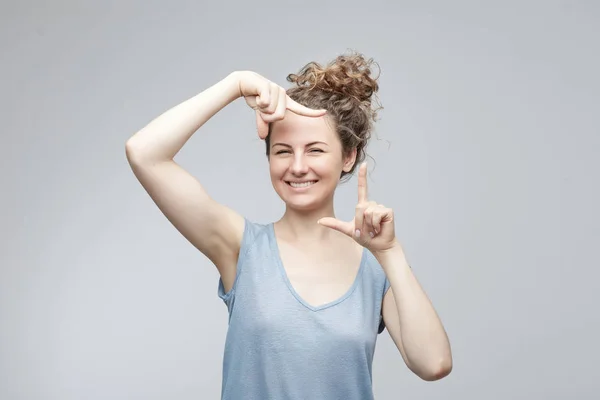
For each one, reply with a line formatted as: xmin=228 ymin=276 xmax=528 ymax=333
xmin=286 ymin=180 xmax=318 ymax=188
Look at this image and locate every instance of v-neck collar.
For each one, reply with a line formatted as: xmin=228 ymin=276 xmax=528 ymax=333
xmin=268 ymin=222 xmax=367 ymax=312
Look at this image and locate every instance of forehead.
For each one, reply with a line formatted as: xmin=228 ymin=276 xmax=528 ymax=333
xmin=270 ymin=111 xmax=336 ymax=145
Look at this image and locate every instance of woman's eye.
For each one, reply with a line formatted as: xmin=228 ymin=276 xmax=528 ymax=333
xmin=274 ymin=149 xmax=322 ymax=154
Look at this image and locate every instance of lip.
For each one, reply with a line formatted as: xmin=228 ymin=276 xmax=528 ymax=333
xmin=285 ymin=180 xmax=318 ymax=191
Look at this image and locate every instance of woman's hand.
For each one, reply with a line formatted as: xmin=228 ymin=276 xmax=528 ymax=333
xmin=318 ymin=162 xmax=398 ymax=253
xmin=234 ymin=71 xmax=327 ymax=139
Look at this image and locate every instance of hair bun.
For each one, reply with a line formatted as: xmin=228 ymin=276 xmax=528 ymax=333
xmin=287 ymin=51 xmax=380 ymax=105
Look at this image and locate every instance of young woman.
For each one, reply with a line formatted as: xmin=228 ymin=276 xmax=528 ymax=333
xmin=125 ymin=52 xmax=452 ymax=399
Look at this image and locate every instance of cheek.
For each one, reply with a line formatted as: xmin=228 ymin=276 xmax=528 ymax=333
xmin=269 ymin=159 xmax=286 ymax=178
xmin=267 ymin=155 xmax=344 ymax=179
xmin=314 ymin=156 xmax=344 ymax=176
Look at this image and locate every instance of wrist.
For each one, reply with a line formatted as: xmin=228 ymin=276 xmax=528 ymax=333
xmin=225 ymin=71 xmax=244 ymax=100
xmin=373 ymin=240 xmax=406 ymax=264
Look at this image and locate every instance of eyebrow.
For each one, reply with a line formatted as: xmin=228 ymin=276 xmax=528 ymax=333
xmin=271 ymin=141 xmax=329 ymax=148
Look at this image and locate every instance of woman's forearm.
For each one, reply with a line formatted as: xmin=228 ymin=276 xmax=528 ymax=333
xmin=375 ymin=243 xmax=452 ymax=378
xmin=125 ymin=71 xmax=242 ymax=164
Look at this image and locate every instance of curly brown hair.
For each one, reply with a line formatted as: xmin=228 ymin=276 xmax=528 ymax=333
xmin=265 ymin=51 xmax=382 ymax=182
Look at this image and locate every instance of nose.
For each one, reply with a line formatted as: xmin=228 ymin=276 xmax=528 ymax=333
xmin=290 ymin=152 xmax=309 ymax=175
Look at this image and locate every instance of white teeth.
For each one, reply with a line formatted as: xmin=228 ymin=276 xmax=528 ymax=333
xmin=289 ymin=181 xmax=317 ymax=188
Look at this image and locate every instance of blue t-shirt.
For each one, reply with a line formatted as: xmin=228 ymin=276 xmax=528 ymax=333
xmin=218 ymin=218 xmax=391 ymax=400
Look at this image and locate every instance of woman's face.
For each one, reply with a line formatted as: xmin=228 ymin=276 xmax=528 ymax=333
xmin=268 ymin=111 xmax=356 ymax=212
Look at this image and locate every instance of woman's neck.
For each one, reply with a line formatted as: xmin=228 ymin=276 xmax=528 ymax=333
xmin=275 ymin=205 xmax=338 ymax=243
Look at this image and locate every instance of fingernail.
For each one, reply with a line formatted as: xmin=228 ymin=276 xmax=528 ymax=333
xmin=355 ymin=229 xmax=361 ymax=238
xmin=369 ymin=232 xmax=374 ymax=238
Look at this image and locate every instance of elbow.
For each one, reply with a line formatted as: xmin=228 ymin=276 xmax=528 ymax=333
xmin=125 ymin=138 xmax=171 ymax=166
xmin=125 ymin=138 xmax=153 ymax=166
xmin=125 ymin=138 xmax=142 ymax=163
xmin=125 ymin=139 xmax=137 ymax=162
xmin=418 ymin=357 xmax=453 ymax=381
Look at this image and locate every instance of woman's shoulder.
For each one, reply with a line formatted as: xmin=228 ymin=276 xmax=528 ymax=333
xmin=240 ymin=217 xmax=271 ymax=235
xmin=237 ymin=217 xmax=273 ymax=251
xmin=362 ymin=249 xmax=390 ymax=282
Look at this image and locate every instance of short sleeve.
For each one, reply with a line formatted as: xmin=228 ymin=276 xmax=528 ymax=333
xmin=377 ymin=277 xmax=392 ymax=334
xmin=217 ymin=218 xmax=259 ymax=311
xmin=383 ymin=277 xmax=391 ymax=295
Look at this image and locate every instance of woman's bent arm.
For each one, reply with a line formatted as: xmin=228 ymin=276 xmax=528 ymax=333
xmin=125 ymin=72 xmax=245 ymax=292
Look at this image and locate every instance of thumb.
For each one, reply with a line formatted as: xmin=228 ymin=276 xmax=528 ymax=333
xmin=318 ymin=217 xmax=354 ymax=237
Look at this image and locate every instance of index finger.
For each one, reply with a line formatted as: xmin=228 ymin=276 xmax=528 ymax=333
xmin=256 ymin=111 xmax=269 ymax=139
xmin=286 ymin=97 xmax=327 ymax=117
xmin=358 ymin=162 xmax=368 ymax=203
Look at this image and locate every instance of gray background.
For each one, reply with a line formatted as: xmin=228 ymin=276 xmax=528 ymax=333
xmin=2 ymin=1 xmax=599 ymax=399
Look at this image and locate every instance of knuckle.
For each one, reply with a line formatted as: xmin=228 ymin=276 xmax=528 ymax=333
xmin=271 ymin=111 xmax=285 ymax=120
xmin=262 ymin=102 xmax=275 ymax=113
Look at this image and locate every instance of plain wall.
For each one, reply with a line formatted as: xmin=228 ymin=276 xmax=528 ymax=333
xmin=1 ymin=1 xmax=599 ymax=399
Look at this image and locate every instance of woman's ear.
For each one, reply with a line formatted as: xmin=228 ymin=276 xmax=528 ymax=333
xmin=342 ymin=148 xmax=358 ymax=172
